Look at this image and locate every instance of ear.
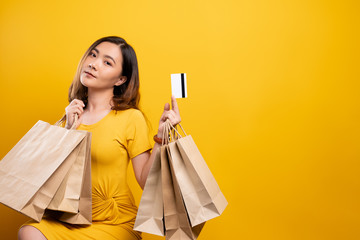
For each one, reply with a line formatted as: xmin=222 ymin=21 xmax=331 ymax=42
xmin=114 ymin=76 xmax=127 ymax=86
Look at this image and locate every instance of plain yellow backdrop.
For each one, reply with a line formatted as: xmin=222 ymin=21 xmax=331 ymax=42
xmin=0 ymin=0 xmax=359 ymax=239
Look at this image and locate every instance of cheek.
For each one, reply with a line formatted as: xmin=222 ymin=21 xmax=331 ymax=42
xmin=82 ymin=58 xmax=90 ymax=68
xmin=103 ymin=68 xmax=121 ymax=80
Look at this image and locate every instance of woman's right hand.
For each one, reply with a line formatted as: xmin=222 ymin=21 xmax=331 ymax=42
xmin=65 ymin=99 xmax=85 ymax=129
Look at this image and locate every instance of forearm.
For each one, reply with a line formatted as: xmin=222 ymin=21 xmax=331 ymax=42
xmin=136 ymin=95 xmax=180 ymax=189
xmin=138 ymin=142 xmax=161 ymax=189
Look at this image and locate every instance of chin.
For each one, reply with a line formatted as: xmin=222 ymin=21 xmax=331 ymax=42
xmin=80 ymin=77 xmax=90 ymax=88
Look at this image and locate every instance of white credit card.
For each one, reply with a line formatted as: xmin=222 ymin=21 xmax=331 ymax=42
xmin=171 ymin=73 xmax=187 ymax=98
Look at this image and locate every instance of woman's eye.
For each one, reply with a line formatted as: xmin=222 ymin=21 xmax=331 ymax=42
xmin=105 ymin=61 xmax=112 ymax=66
xmin=90 ymin=52 xmax=96 ymax=57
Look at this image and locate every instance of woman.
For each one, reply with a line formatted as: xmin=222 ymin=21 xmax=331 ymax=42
xmin=18 ymin=36 xmax=181 ymax=240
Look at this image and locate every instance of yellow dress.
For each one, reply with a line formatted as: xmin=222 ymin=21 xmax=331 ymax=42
xmin=22 ymin=109 xmax=152 ymax=240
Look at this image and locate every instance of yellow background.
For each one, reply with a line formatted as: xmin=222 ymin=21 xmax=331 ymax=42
xmin=0 ymin=0 xmax=359 ymax=239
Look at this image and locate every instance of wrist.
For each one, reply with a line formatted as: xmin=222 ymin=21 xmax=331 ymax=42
xmin=156 ymin=129 xmax=163 ymax=138
xmin=153 ymin=134 xmax=162 ymax=144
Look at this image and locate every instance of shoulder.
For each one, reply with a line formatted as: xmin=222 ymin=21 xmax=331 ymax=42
xmin=112 ymin=108 xmax=147 ymax=127
xmin=113 ymin=108 xmax=144 ymax=120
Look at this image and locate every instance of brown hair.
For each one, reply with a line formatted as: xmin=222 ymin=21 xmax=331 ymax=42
xmin=58 ymin=36 xmax=142 ymax=123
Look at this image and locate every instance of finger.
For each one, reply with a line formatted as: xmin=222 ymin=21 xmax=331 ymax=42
xmin=77 ymin=105 xmax=84 ymax=113
xmin=76 ymin=100 xmax=85 ymax=107
xmin=164 ymin=102 xmax=170 ymax=111
xmin=171 ymin=95 xmax=179 ymax=114
xmin=168 ymin=110 xmax=181 ymax=124
xmin=167 ymin=110 xmax=176 ymax=120
xmin=70 ymin=104 xmax=84 ymax=111
xmin=74 ymin=109 xmax=82 ymax=118
xmin=72 ymin=99 xmax=85 ymax=107
xmin=70 ymin=99 xmax=78 ymax=106
xmin=162 ymin=111 xmax=177 ymax=124
xmin=161 ymin=111 xmax=173 ymax=122
xmin=161 ymin=113 xmax=169 ymax=122
xmin=68 ymin=106 xmax=83 ymax=116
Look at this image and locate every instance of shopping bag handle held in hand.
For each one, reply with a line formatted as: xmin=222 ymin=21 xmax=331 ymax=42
xmin=162 ymin=120 xmax=187 ymax=145
xmin=54 ymin=113 xmax=79 ymax=130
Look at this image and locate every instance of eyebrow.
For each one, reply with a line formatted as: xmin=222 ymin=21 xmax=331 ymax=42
xmin=93 ymin=48 xmax=116 ymax=65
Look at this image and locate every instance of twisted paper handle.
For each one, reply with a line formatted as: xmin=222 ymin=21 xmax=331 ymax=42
xmin=54 ymin=113 xmax=79 ymax=130
xmin=162 ymin=120 xmax=187 ymax=145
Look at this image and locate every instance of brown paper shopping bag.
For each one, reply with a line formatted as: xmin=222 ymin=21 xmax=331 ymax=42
xmin=133 ymin=149 xmax=165 ymax=236
xmin=47 ymin=136 xmax=88 ymax=214
xmin=167 ymin=122 xmax=228 ymax=227
xmin=162 ymin=145 xmax=204 ymax=240
xmin=47 ymin=122 xmax=93 ymax=225
xmin=0 ymin=115 xmax=92 ymax=224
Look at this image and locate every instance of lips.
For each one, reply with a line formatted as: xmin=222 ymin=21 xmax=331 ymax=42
xmin=84 ymin=71 xmax=96 ymax=78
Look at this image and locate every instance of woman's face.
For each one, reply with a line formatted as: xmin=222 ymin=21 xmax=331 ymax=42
xmin=80 ymin=41 xmax=126 ymax=90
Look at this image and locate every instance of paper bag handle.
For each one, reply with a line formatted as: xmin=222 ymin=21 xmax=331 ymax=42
xmin=167 ymin=120 xmax=187 ymax=137
xmin=162 ymin=120 xmax=187 ymax=145
xmin=54 ymin=113 xmax=79 ymax=130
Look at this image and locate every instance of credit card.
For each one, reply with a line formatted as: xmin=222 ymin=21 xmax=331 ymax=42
xmin=171 ymin=73 xmax=187 ymax=98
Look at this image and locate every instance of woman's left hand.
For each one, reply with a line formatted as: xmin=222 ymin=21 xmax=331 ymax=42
xmin=157 ymin=95 xmax=181 ymax=138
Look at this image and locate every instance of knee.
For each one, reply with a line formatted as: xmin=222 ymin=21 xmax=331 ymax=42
xmin=18 ymin=225 xmax=46 ymax=240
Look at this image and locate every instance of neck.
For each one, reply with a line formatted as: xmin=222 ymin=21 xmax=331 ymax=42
xmin=86 ymin=88 xmax=114 ymax=113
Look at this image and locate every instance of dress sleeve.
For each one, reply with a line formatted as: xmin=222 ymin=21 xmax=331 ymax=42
xmin=126 ymin=110 xmax=153 ymax=159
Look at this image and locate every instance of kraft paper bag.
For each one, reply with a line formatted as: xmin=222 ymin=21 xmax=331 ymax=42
xmin=133 ymin=149 xmax=165 ymax=236
xmin=162 ymin=145 xmax=204 ymax=240
xmin=47 ymin=129 xmax=90 ymax=214
xmin=0 ymin=116 xmax=92 ymax=225
xmin=167 ymin=123 xmax=228 ymax=227
xmin=47 ymin=128 xmax=93 ymax=225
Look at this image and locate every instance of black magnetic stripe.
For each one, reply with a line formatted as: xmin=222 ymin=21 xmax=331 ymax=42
xmin=181 ymin=73 xmax=185 ymax=98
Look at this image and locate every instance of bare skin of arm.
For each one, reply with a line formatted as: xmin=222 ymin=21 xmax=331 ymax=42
xmin=131 ymin=96 xmax=181 ymax=189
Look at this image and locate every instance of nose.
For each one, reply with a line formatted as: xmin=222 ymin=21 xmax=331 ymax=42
xmin=88 ymin=62 xmax=98 ymax=70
